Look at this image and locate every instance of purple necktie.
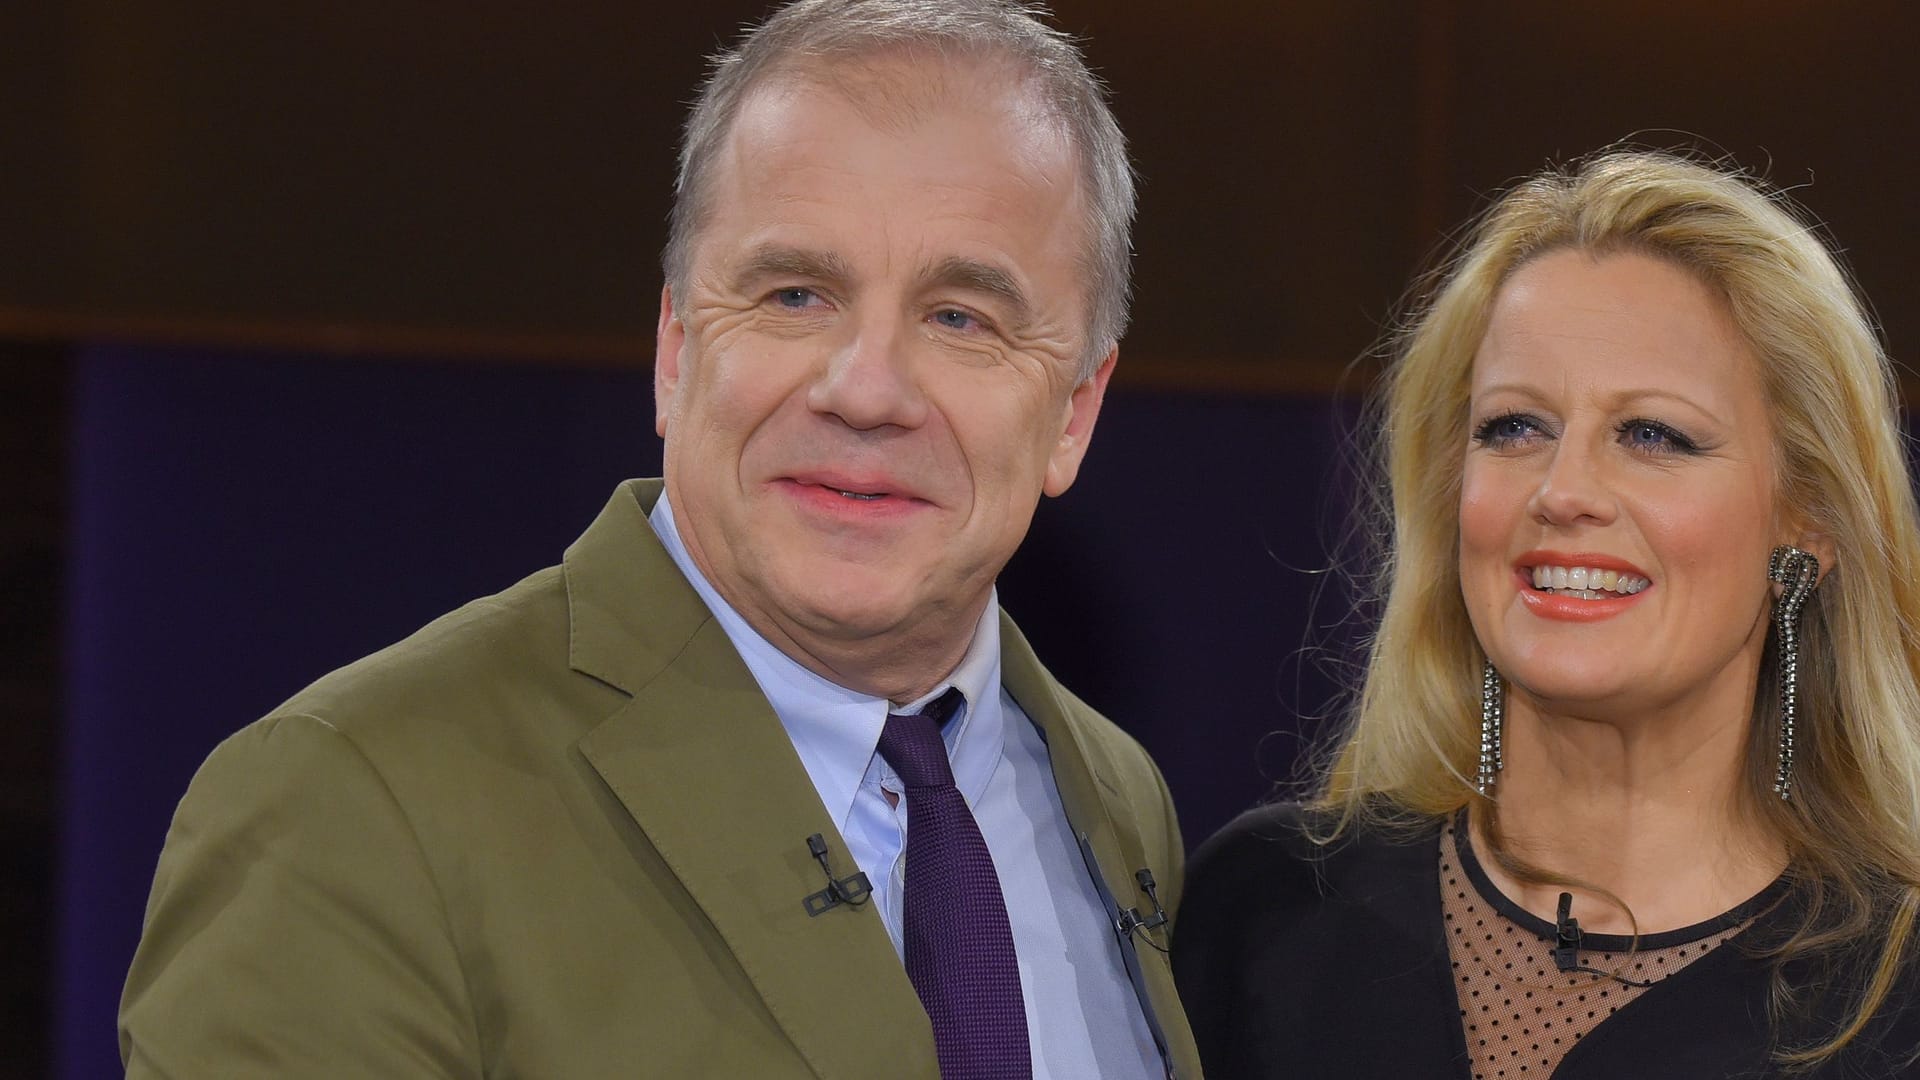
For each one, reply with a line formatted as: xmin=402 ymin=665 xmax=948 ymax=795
xmin=878 ymin=691 xmax=1032 ymax=1080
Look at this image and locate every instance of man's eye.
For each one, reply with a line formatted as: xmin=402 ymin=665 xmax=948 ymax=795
xmin=772 ymin=287 xmax=823 ymax=309
xmin=932 ymin=308 xmax=980 ymax=332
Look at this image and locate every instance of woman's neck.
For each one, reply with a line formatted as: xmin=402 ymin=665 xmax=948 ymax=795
xmin=1470 ymin=694 xmax=1787 ymax=935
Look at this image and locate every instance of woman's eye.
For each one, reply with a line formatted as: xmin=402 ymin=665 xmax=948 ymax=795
xmin=1472 ymin=413 xmax=1542 ymax=447
xmin=1618 ymin=419 xmax=1699 ymax=455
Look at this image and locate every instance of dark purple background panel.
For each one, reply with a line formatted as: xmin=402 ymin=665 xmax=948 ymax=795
xmin=58 ymin=345 xmax=1354 ymax=1077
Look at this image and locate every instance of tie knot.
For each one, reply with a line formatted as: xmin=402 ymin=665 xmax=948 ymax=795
xmin=876 ymin=688 xmax=963 ymax=791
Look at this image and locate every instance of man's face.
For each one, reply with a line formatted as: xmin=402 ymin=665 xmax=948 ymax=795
xmin=654 ymin=57 xmax=1112 ymax=690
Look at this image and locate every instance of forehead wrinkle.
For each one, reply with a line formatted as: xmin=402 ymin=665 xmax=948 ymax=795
xmin=1610 ymin=386 xmax=1736 ymax=426
xmin=1477 ymin=324 xmax=1752 ymax=419
xmin=1477 ymin=378 xmax=1712 ymax=411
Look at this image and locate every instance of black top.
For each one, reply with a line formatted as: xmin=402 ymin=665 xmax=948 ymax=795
xmin=1172 ymin=803 xmax=1920 ymax=1079
xmin=1447 ymin=811 xmax=1786 ymax=954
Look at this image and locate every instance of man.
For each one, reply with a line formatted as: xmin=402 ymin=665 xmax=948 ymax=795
xmin=120 ymin=1 xmax=1199 ymax=1076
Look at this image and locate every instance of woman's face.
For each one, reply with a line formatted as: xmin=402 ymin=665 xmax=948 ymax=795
xmin=1458 ymin=249 xmax=1786 ymax=722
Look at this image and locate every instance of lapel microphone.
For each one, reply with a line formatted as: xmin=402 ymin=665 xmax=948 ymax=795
xmin=801 ymin=833 xmax=873 ymax=917
xmin=1553 ymin=890 xmax=1656 ymax=988
xmin=1552 ymin=891 xmax=1583 ymax=972
xmin=1069 ymin=832 xmax=1181 ymax=1073
xmin=1117 ymin=868 xmax=1171 ymax=952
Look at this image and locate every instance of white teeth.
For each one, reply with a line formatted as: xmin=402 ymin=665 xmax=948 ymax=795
xmin=835 ymin=488 xmax=883 ymax=501
xmin=1527 ymin=564 xmax=1649 ymax=597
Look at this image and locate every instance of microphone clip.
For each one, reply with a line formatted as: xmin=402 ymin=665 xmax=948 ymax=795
xmin=1552 ymin=891 xmax=1582 ymax=973
xmin=802 ymin=833 xmax=873 ymax=917
xmin=1116 ymin=868 xmax=1170 ymax=939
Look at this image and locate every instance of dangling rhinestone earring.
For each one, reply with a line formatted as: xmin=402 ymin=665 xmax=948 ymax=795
xmin=1767 ymin=545 xmax=1820 ymax=800
xmin=1478 ymin=659 xmax=1504 ymax=797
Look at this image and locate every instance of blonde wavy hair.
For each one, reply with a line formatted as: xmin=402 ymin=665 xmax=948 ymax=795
xmin=1318 ymin=149 xmax=1920 ymax=1065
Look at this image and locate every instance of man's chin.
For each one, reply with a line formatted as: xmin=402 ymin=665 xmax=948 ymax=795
xmin=784 ymin=591 xmax=925 ymax=643
xmin=735 ymin=552 xmax=991 ymax=649
xmin=766 ymin=569 xmax=961 ymax=642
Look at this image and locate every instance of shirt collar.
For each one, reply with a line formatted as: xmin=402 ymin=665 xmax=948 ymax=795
xmin=648 ymin=490 xmax=1007 ymax=828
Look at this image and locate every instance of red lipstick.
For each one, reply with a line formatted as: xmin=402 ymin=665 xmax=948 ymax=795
xmin=1513 ymin=550 xmax=1653 ymax=623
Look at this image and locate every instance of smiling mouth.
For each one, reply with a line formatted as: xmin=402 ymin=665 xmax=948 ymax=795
xmin=783 ymin=477 xmax=922 ymax=507
xmin=1527 ymin=563 xmax=1651 ymax=599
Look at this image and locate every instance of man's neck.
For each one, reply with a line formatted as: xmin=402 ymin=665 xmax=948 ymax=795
xmin=744 ymin=604 xmax=982 ymax=706
xmin=646 ymin=489 xmax=990 ymax=704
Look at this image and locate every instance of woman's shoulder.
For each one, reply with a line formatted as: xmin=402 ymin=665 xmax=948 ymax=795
xmin=1176 ymin=803 xmax=1467 ymax=1079
xmin=1186 ymin=799 xmax=1445 ymax=905
xmin=1769 ymin=890 xmax=1920 ymax=1075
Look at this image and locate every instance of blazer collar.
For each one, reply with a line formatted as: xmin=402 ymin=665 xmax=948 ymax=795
xmin=565 ymin=480 xmax=939 ymax=1078
xmin=561 ymin=479 xmax=705 ymax=696
xmin=996 ymin=609 xmax=1136 ymax=889
xmin=1000 ymin=610 xmax=1199 ymax=1078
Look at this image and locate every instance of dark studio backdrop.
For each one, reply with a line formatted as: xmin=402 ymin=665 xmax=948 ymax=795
xmin=4 ymin=3 xmax=1918 ymax=1077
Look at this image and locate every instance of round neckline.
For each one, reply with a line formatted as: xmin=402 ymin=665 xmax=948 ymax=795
xmin=1450 ymin=810 xmax=1788 ymax=951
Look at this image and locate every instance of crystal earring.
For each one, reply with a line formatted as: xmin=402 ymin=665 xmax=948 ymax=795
xmin=1478 ymin=658 xmax=1504 ymax=797
xmin=1767 ymin=545 xmax=1820 ymax=800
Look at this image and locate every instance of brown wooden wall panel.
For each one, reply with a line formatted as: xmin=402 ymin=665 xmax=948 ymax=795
xmin=50 ymin=1 xmax=691 ymax=337
xmin=1441 ymin=1 xmax=1920 ymax=364
xmin=0 ymin=3 xmax=76 ymax=312
xmin=2 ymin=4 xmax=1916 ymax=388
xmin=1079 ymin=1 xmax=1425 ymax=376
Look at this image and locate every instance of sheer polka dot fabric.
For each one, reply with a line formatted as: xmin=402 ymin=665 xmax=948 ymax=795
xmin=1441 ymin=820 xmax=1751 ymax=1079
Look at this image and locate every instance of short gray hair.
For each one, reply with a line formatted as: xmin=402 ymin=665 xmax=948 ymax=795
xmin=665 ymin=0 xmax=1136 ymax=377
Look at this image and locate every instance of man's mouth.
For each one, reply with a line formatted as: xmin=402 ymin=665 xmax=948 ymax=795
xmin=1526 ymin=563 xmax=1651 ymax=600
xmin=780 ymin=475 xmax=924 ymax=508
xmin=779 ymin=470 xmax=929 ymax=507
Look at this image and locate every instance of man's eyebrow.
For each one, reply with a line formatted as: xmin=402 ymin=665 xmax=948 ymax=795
xmin=922 ymin=256 xmax=1033 ymax=327
xmin=730 ymin=245 xmax=854 ymax=291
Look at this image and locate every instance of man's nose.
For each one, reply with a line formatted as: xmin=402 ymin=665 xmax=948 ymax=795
xmin=1526 ymin=440 xmax=1617 ymax=529
xmin=806 ymin=311 xmax=929 ymax=431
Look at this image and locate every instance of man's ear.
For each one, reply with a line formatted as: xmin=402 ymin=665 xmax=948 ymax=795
xmin=654 ymin=284 xmax=684 ymax=439
xmin=1042 ymin=346 xmax=1117 ymax=498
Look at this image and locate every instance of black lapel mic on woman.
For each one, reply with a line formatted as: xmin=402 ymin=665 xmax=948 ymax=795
xmin=1552 ymin=891 xmax=1583 ymax=972
xmin=1553 ymin=891 xmax=1657 ymax=989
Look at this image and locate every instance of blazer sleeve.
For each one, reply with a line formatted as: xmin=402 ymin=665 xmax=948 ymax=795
xmin=1153 ymin=755 xmax=1187 ymax=923
xmin=121 ymin=713 xmax=482 ymax=1077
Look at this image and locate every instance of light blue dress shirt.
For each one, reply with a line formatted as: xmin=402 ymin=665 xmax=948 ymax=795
xmin=650 ymin=493 xmax=1163 ymax=1079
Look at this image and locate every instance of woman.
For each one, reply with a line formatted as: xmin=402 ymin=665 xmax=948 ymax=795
xmin=1174 ymin=151 xmax=1920 ymax=1078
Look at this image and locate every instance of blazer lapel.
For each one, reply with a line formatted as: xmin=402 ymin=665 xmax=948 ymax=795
xmin=998 ymin=610 xmax=1198 ymax=1079
xmin=565 ymin=481 xmax=936 ymax=1079
xmin=997 ymin=613 xmax=1139 ymax=900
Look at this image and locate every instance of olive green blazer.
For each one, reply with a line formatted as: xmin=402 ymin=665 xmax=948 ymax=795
xmin=121 ymin=479 xmax=1200 ymax=1078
